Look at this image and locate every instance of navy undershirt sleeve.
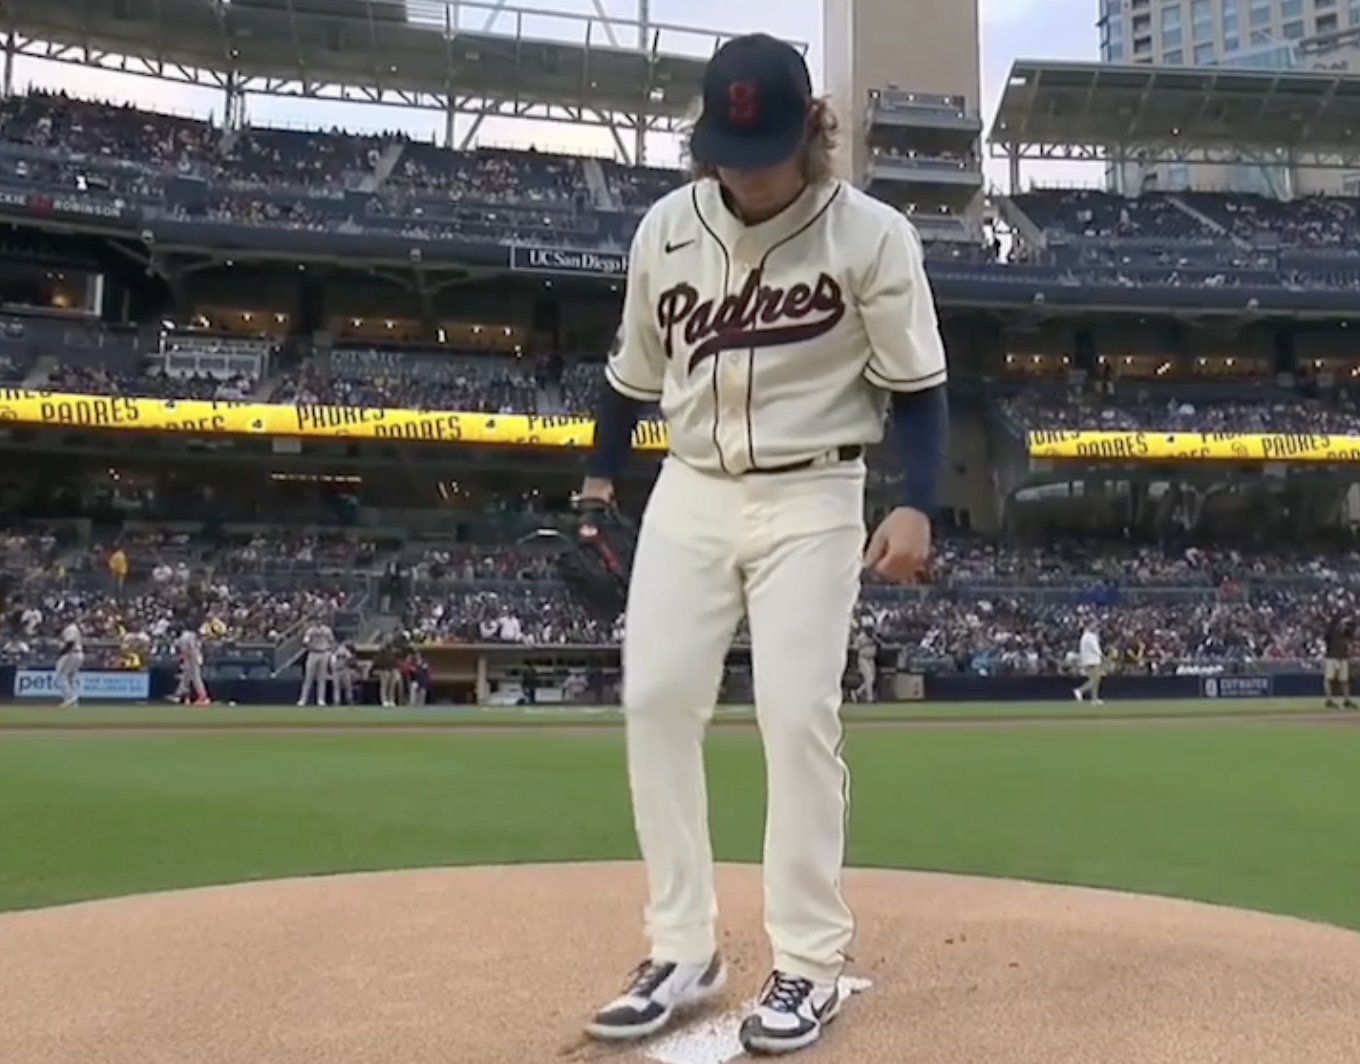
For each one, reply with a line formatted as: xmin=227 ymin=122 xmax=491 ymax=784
xmin=888 ymin=385 xmax=949 ymax=515
xmin=586 ymin=383 xmax=643 ymax=480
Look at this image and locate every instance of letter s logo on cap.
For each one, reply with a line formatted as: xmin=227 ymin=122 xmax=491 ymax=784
xmin=728 ymin=82 xmax=759 ymax=125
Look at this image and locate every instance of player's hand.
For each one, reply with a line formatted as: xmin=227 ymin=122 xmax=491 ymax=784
xmin=864 ymin=506 xmax=931 ymax=583
xmin=578 ymin=477 xmax=615 ymax=504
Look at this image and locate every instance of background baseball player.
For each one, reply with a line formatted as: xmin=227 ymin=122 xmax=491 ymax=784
xmin=173 ymin=622 xmax=210 ymax=706
xmin=853 ymin=627 xmax=878 ymax=703
xmin=54 ymin=617 xmax=84 ymax=708
xmin=1322 ymin=610 xmax=1355 ymax=709
xmin=1074 ymin=620 xmax=1105 ymax=704
xmin=372 ymin=632 xmax=403 ymax=707
xmin=581 ymin=33 xmax=948 ymax=1056
xmin=330 ymin=640 xmax=357 ymax=705
xmin=297 ymin=614 xmax=336 ymax=707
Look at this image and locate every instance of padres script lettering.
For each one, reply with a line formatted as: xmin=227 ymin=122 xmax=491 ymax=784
xmin=656 ymin=270 xmax=846 ymax=373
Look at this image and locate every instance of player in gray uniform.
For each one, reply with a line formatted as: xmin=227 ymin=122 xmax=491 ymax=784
xmin=55 ymin=619 xmax=84 ymax=708
xmin=173 ymin=625 xmax=210 ymax=706
xmin=853 ymin=629 xmax=878 ymax=703
xmin=330 ymin=641 xmax=357 ymax=706
xmin=297 ymin=619 xmax=336 ymax=707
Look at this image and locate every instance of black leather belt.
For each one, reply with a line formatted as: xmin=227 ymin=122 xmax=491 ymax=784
xmin=748 ymin=445 xmax=864 ymax=475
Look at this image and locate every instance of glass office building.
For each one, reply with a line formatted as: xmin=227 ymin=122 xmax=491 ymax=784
xmin=1096 ymin=0 xmax=1360 ymax=193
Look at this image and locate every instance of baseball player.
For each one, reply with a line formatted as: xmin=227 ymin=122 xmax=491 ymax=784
xmin=54 ymin=618 xmax=84 ymax=708
xmin=297 ymin=616 xmax=336 ymax=707
xmin=853 ymin=628 xmax=878 ymax=703
xmin=173 ymin=624 xmax=210 ymax=706
xmin=330 ymin=641 xmax=357 ymax=706
xmin=1073 ymin=621 xmax=1105 ymax=704
xmin=580 ymin=33 xmax=948 ymax=1055
xmin=373 ymin=635 xmax=401 ymax=707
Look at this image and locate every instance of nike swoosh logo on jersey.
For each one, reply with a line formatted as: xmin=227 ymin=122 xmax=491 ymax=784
xmin=664 ymin=239 xmax=694 ymax=253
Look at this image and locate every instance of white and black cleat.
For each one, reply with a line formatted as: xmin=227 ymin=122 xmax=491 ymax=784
xmin=739 ymin=971 xmax=842 ymax=1055
xmin=585 ymin=953 xmax=726 ymax=1042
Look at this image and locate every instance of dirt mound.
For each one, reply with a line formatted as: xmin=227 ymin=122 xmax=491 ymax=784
xmin=2 ymin=863 xmax=1358 ymax=1063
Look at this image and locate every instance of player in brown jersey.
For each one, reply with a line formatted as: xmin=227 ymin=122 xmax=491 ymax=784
xmin=1322 ymin=614 xmax=1356 ymax=710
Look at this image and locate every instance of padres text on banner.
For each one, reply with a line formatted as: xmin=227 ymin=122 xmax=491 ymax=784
xmin=0 ymin=389 xmax=669 ymax=450
xmin=13 ymin=669 xmax=151 ymax=700
xmin=1027 ymin=430 xmax=1360 ymax=463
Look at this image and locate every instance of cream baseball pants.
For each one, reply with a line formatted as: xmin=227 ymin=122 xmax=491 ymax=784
xmin=622 ymin=455 xmax=863 ymax=985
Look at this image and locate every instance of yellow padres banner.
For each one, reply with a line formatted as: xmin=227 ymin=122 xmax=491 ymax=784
xmin=0 ymin=388 xmax=669 ymax=450
xmin=1027 ymin=429 xmax=1360 ymax=463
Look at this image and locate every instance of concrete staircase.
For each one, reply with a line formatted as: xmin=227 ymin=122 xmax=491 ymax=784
xmin=1168 ymin=195 xmax=1245 ymax=247
xmin=24 ymin=354 xmax=56 ymax=388
xmin=995 ymin=195 xmax=1046 ymax=252
xmin=364 ymin=142 xmax=406 ymax=191
xmin=580 ymin=157 xmax=616 ymax=209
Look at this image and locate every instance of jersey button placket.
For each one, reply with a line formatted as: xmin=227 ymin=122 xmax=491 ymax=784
xmin=729 ymin=245 xmax=757 ymax=473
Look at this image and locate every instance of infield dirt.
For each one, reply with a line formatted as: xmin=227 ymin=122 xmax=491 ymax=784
xmin=2 ymin=863 xmax=1358 ymax=1064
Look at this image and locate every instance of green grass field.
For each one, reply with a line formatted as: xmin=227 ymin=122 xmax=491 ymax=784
xmin=0 ymin=695 xmax=1333 ymax=728
xmin=0 ymin=700 xmax=1357 ymax=936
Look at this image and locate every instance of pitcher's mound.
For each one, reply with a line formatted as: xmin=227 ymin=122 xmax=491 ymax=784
xmin=2 ymin=863 xmax=1359 ymax=1064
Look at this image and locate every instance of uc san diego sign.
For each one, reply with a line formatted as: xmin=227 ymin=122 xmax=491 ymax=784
xmin=510 ymin=244 xmax=628 ymax=278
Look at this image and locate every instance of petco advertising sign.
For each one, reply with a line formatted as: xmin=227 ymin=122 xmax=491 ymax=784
xmin=13 ymin=669 xmax=150 ymax=701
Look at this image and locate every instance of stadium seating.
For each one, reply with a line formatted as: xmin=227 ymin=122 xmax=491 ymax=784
xmin=8 ymin=91 xmax=1360 ymax=293
xmin=272 ymin=351 xmax=541 ymax=413
xmin=1012 ymin=190 xmax=1219 ymax=243
xmin=2 ymin=89 xmax=1359 ymax=689
xmin=219 ymin=126 xmax=388 ymax=188
xmin=1179 ymin=191 xmax=1360 ymax=250
xmin=4 ymin=515 xmax=1356 ymax=675
xmin=1000 ymin=393 xmax=1360 ymax=436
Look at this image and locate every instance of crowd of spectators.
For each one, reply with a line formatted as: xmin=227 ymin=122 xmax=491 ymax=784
xmin=12 ymin=90 xmax=1360 ymax=282
xmin=2 ymin=523 xmax=1360 ymax=673
xmin=402 ymin=536 xmax=1360 ymax=593
xmin=44 ymin=364 xmax=254 ymax=402
xmin=213 ymin=533 xmax=380 ymax=573
xmin=0 ymin=91 xmax=218 ymax=174
xmin=219 ymin=127 xmax=387 ymax=189
xmin=1014 ymin=190 xmax=1217 ymax=244
xmin=863 ymin=590 xmax=1338 ymax=675
xmin=403 ymin=589 xmax=611 ymax=646
xmin=1180 ymin=191 xmax=1360 ymax=252
xmin=0 ymin=530 xmax=355 ymax=665
xmin=2 ymin=586 xmax=346 ymax=660
xmin=392 ymin=576 xmax=1349 ymax=674
xmin=391 ymin=144 xmax=588 ymax=207
xmin=408 ymin=546 xmax=557 ymax=584
xmin=1001 ymin=392 xmax=1360 ymax=435
xmin=273 ymin=354 xmax=539 ymax=413
xmin=601 ymin=160 xmax=684 ymax=211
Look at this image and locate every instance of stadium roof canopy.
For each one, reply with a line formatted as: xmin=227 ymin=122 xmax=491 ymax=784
xmin=990 ymin=59 xmax=1360 ymax=168
xmin=6 ymin=0 xmax=804 ymax=162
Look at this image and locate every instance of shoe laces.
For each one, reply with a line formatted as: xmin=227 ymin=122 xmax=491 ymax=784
xmin=624 ymin=959 xmax=674 ymax=998
xmin=759 ymin=972 xmax=813 ymax=1013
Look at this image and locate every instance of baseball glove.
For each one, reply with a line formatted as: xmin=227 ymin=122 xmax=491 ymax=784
xmin=554 ymin=497 xmax=638 ymax=624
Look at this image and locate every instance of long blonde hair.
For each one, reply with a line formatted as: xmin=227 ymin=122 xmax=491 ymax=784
xmin=683 ymin=95 xmax=840 ymax=184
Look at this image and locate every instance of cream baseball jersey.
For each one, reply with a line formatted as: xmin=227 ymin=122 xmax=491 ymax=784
xmin=605 ymin=178 xmax=947 ymax=475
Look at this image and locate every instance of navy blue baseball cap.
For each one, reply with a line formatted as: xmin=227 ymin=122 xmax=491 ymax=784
xmin=690 ymin=34 xmax=813 ymax=171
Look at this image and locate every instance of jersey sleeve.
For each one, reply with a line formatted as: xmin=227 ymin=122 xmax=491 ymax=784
xmin=604 ymin=209 xmax=666 ymax=402
xmin=859 ymin=214 xmax=948 ymax=394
